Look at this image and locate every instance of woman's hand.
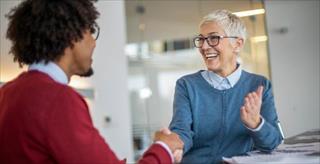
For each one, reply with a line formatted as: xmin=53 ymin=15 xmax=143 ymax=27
xmin=240 ymin=86 xmax=264 ymax=129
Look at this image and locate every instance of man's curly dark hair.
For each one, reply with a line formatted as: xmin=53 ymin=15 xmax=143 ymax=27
xmin=6 ymin=0 xmax=99 ymax=67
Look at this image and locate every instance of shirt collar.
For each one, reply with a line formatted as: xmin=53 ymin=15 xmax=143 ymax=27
xmin=208 ymin=64 xmax=242 ymax=88
xmin=28 ymin=61 xmax=68 ymax=85
xmin=226 ymin=64 xmax=242 ymax=87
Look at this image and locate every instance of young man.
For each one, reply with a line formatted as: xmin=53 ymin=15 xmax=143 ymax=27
xmin=0 ymin=0 xmax=183 ymax=163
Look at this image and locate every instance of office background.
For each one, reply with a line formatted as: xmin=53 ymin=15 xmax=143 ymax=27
xmin=0 ymin=0 xmax=319 ymax=162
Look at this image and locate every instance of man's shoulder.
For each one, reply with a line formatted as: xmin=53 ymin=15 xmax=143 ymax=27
xmin=24 ymin=71 xmax=70 ymax=92
xmin=0 ymin=71 xmax=86 ymax=120
xmin=2 ymin=71 xmax=80 ymax=99
xmin=30 ymin=71 xmax=81 ymax=100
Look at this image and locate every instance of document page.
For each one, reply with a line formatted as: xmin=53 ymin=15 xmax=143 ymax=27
xmin=223 ymin=129 xmax=320 ymax=164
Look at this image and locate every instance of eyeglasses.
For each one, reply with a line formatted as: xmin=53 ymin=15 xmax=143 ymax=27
xmin=193 ymin=35 xmax=238 ymax=48
xmin=90 ymin=24 xmax=100 ymax=41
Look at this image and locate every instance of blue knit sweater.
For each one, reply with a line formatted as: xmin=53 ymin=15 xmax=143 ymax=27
xmin=169 ymin=70 xmax=283 ymax=164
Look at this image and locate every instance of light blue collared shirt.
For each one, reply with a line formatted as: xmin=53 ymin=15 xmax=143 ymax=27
xmin=201 ymin=64 xmax=242 ymax=90
xmin=28 ymin=61 xmax=68 ymax=85
xmin=201 ymin=64 xmax=264 ymax=131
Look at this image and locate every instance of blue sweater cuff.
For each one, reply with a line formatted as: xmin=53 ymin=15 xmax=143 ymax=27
xmin=245 ymin=116 xmax=265 ymax=132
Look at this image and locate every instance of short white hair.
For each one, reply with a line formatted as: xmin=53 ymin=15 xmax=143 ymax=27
xmin=200 ymin=9 xmax=247 ymax=43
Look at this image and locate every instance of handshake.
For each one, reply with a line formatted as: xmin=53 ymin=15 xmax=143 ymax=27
xmin=153 ymin=128 xmax=184 ymax=163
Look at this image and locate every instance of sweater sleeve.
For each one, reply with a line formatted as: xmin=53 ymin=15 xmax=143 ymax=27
xmin=169 ymin=78 xmax=194 ymax=154
xmin=45 ymin=87 xmax=124 ymax=163
xmin=248 ymin=80 xmax=284 ymax=152
xmin=138 ymin=144 xmax=172 ymax=164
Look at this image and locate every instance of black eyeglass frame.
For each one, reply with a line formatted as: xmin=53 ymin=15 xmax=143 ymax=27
xmin=193 ymin=35 xmax=238 ymax=48
xmin=90 ymin=24 xmax=100 ymax=41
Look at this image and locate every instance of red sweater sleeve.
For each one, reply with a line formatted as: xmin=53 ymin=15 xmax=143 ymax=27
xmin=138 ymin=144 xmax=172 ymax=164
xmin=45 ymin=87 xmax=124 ymax=163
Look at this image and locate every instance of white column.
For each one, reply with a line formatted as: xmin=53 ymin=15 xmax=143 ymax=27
xmin=92 ymin=0 xmax=134 ymax=162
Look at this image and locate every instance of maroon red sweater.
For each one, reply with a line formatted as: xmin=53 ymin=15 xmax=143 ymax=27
xmin=0 ymin=71 xmax=171 ymax=164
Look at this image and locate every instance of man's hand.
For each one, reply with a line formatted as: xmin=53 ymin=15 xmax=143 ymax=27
xmin=172 ymin=149 xmax=183 ymax=163
xmin=240 ymin=86 xmax=264 ymax=129
xmin=155 ymin=128 xmax=184 ymax=163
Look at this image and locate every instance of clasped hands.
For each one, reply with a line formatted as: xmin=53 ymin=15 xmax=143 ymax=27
xmin=153 ymin=128 xmax=183 ymax=163
xmin=240 ymin=86 xmax=264 ymax=129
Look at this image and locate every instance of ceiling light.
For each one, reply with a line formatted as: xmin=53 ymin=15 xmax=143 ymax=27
xmin=233 ymin=9 xmax=265 ymax=17
xmin=251 ymin=35 xmax=268 ymax=43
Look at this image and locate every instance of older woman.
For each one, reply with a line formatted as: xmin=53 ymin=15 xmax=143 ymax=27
xmin=169 ymin=9 xmax=283 ymax=163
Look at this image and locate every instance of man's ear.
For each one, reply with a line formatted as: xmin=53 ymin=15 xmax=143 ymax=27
xmin=233 ymin=37 xmax=244 ymax=53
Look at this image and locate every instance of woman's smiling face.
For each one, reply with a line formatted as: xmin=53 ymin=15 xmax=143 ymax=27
xmin=198 ymin=21 xmax=240 ymax=77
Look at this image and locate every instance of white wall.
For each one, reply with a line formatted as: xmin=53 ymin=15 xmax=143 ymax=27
xmin=265 ymin=0 xmax=320 ymax=137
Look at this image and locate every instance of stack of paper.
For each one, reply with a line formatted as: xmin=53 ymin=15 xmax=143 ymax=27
xmin=223 ymin=139 xmax=320 ymax=163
